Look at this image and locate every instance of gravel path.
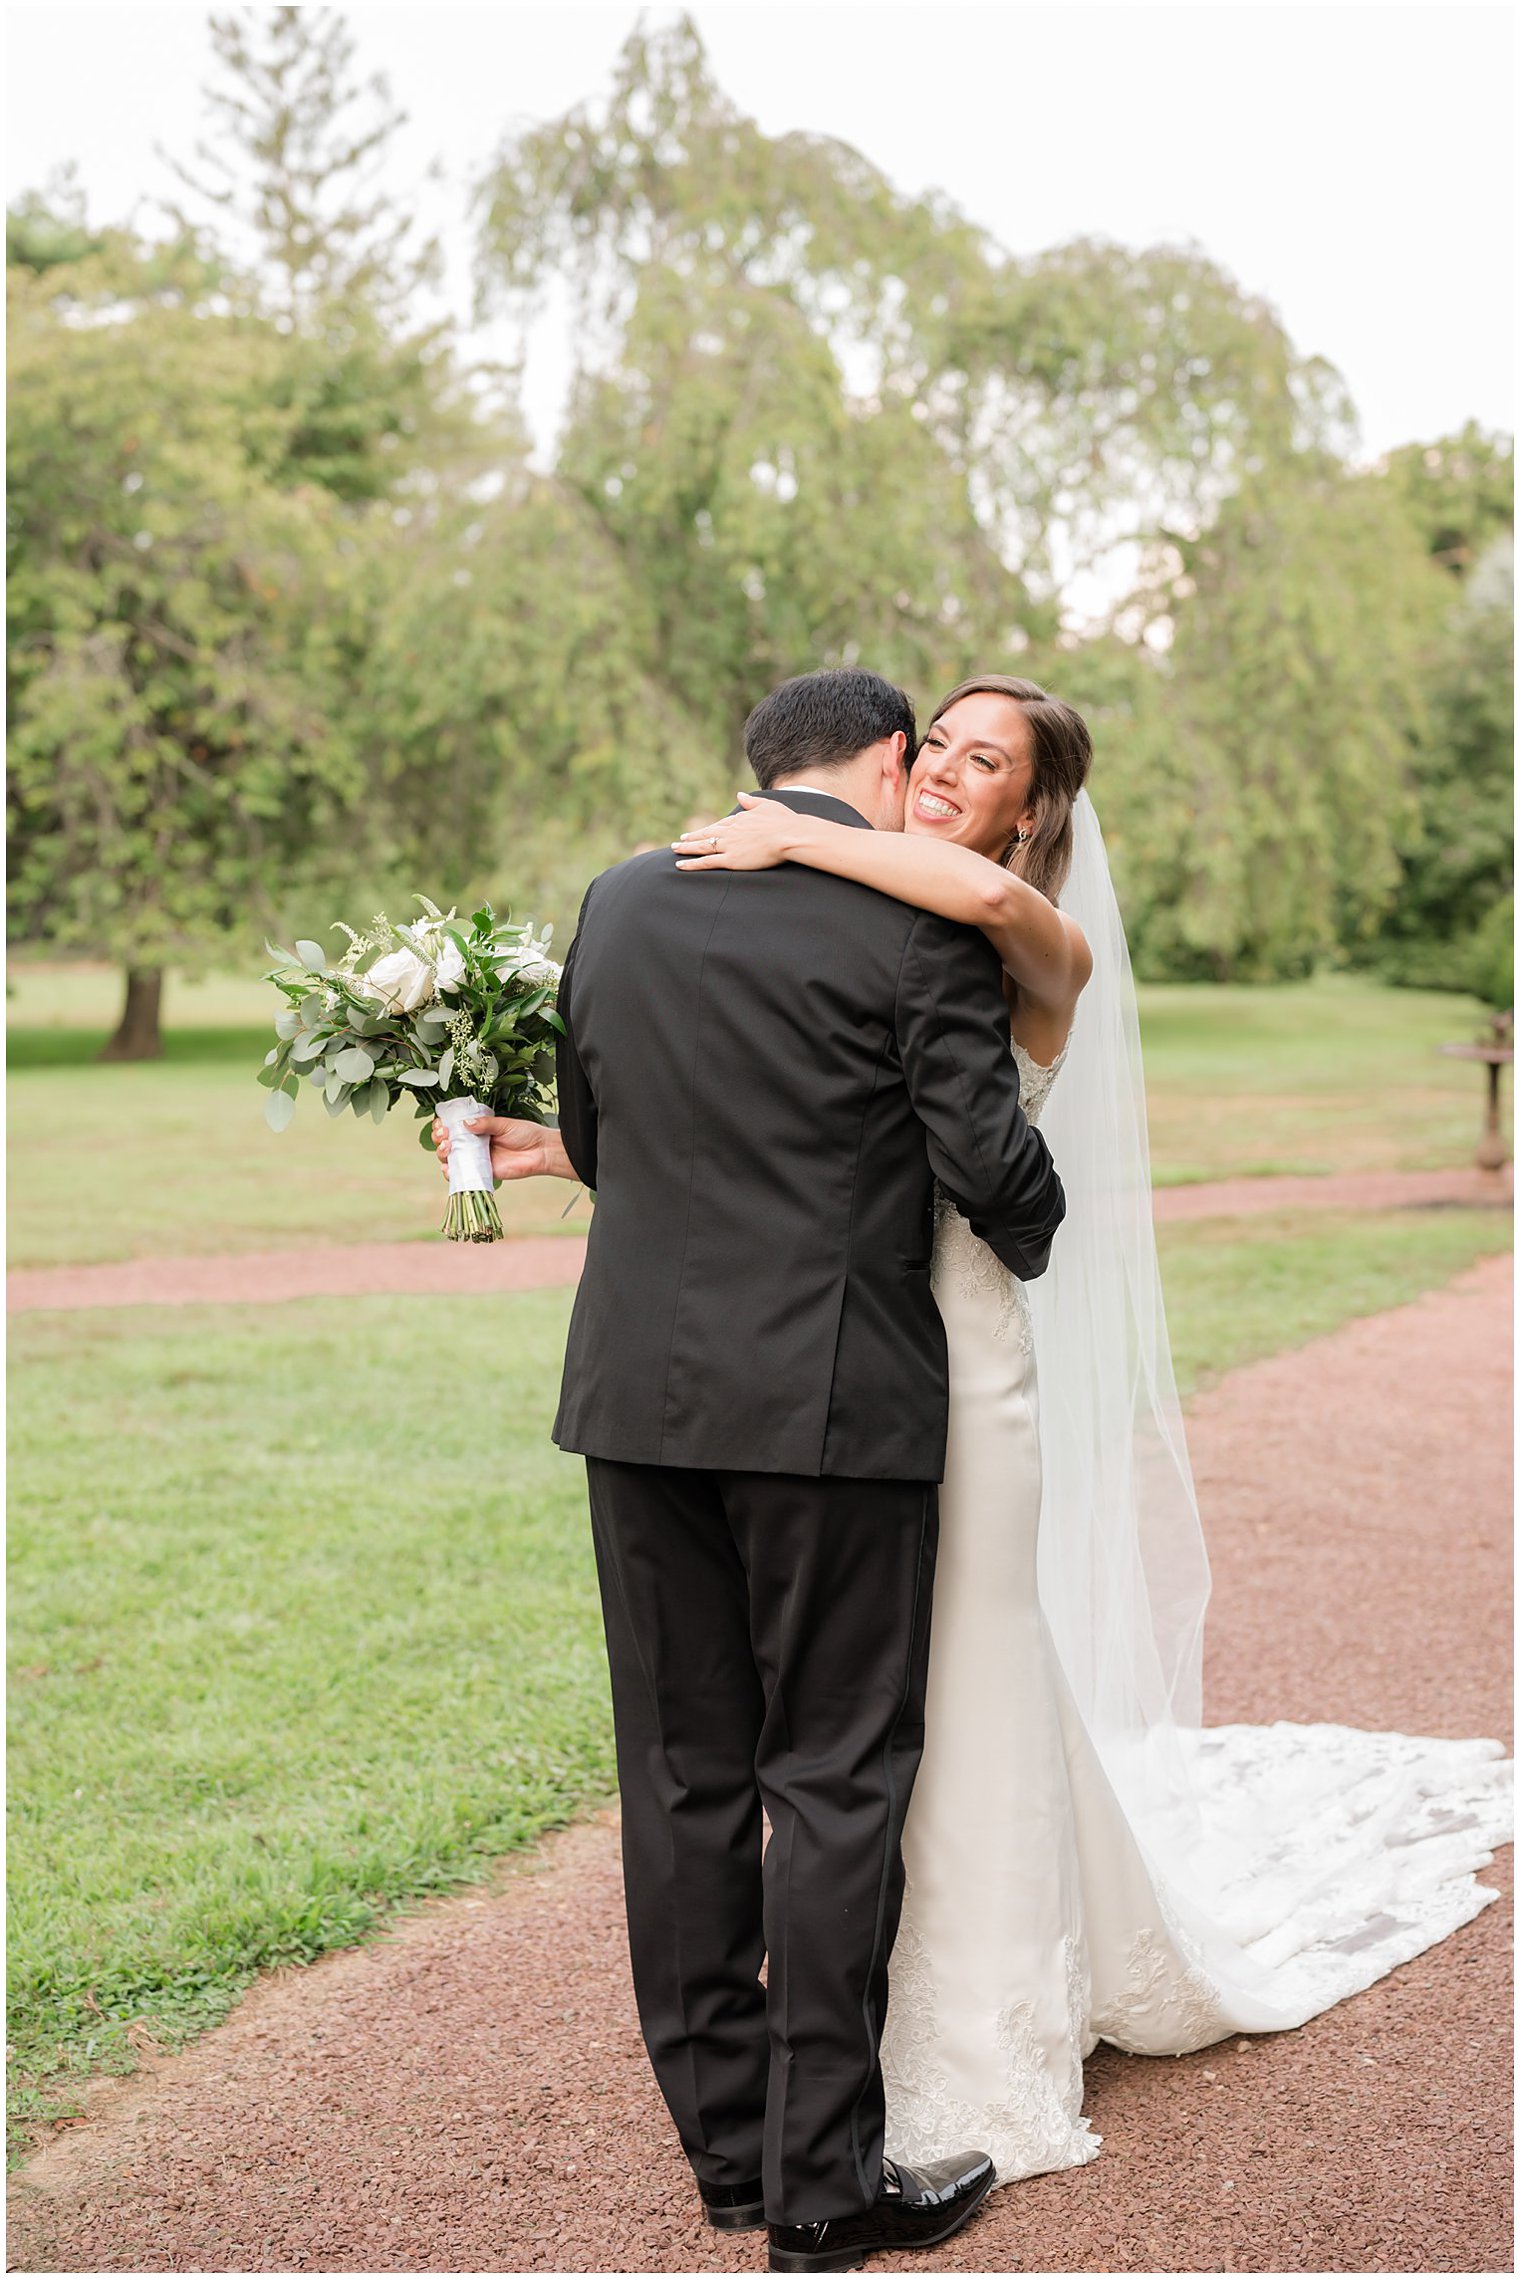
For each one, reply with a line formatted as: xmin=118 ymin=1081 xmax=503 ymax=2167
xmin=6 ymin=1166 xmax=1511 ymax=1314
xmin=9 ymin=1255 xmax=1511 ymax=2275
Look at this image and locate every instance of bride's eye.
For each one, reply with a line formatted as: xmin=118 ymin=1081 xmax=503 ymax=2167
xmin=971 ymin=752 xmax=998 ymax=772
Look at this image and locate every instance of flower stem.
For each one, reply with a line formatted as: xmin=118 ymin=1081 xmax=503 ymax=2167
xmin=442 ymin=1187 xmax=504 ymax=1243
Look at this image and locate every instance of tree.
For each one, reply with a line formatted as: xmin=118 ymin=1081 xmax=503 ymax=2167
xmin=6 ymin=168 xmax=104 ymax=275
xmin=1371 ymin=530 xmax=1513 ymax=995
xmin=6 ymin=237 xmax=370 ymax=1056
xmin=355 ymin=471 xmax=726 ymax=911
xmin=1380 ymin=423 xmax=1514 ymax=578
xmin=1359 ymin=430 xmax=1514 ymax=997
xmin=7 ymin=11 xmax=481 ymax=1055
xmin=1064 ymin=465 xmax=1458 ymax=983
xmin=477 ymin=16 xmax=1338 ymax=636
xmin=160 ymin=6 xmax=441 ymax=321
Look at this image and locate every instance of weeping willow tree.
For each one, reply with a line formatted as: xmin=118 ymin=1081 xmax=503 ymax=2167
xmin=474 ymin=13 xmax=1474 ymax=977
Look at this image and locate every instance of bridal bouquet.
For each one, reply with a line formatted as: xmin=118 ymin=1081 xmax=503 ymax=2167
xmin=258 ymin=898 xmax=562 ymax=1242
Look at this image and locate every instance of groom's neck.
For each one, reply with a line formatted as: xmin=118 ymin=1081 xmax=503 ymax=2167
xmin=770 ymin=760 xmax=877 ymax=822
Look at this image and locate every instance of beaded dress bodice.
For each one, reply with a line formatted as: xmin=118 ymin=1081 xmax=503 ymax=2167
xmin=930 ymin=1038 xmax=1068 ymax=1346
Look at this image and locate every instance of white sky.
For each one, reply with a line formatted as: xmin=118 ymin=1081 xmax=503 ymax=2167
xmin=4 ymin=0 xmax=1515 ymax=467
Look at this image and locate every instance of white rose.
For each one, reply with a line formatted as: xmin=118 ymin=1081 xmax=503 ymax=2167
xmin=431 ymin=935 xmax=466 ymax=994
xmin=496 ymin=943 xmax=561 ymax=985
xmin=401 ymin=917 xmax=466 ymax=996
xmin=359 ymin=947 xmax=436 ymax=1013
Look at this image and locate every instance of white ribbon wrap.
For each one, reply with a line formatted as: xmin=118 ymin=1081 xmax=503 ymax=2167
xmin=437 ymin=1095 xmax=494 ymax=1196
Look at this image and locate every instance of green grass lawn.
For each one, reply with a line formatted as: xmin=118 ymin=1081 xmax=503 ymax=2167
xmin=1138 ymin=973 xmax=1508 ymax=1185
xmin=8 ymin=1288 xmax=605 ymax=2146
xmin=1158 ymin=1206 xmax=1511 ymax=1398
xmin=8 ymin=962 xmax=1509 ymax=1266
xmin=8 ymin=1198 xmax=1511 ymax=2149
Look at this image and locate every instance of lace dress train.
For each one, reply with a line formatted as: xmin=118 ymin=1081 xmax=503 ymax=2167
xmin=880 ymin=1044 xmax=1512 ymax=2187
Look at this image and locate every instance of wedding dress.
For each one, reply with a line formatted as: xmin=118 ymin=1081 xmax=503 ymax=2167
xmin=880 ymin=799 xmax=1512 ymax=2188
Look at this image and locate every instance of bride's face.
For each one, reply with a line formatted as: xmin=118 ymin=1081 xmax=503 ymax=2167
xmin=905 ymin=693 xmax=1036 ymax=858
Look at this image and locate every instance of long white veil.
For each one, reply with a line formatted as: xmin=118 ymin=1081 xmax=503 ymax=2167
xmin=1027 ymin=792 xmax=1510 ymax=2026
xmin=1029 ymin=792 xmax=1210 ymax=1813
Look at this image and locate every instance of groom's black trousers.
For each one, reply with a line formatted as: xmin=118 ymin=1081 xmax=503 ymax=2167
xmin=584 ymin=1457 xmax=938 ymax=2227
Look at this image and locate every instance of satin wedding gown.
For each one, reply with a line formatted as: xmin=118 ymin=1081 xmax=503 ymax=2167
xmin=881 ymin=1039 xmax=1513 ymax=2187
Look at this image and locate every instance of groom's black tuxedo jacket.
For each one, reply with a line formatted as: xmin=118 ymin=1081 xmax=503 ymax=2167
xmin=550 ymin=788 xmax=1066 ymax=1481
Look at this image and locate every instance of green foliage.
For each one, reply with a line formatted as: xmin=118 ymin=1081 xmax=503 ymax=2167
xmin=7 ymin=11 xmax=1513 ymax=1001
xmin=4 ymin=18 xmax=488 ymax=1053
xmin=162 ymin=7 xmax=443 ymax=319
xmin=1381 ymin=423 xmax=1514 ymax=577
xmin=6 ymin=172 xmax=105 ymax=274
xmin=356 ymin=475 xmax=727 ymax=873
xmin=5 ymin=240 xmax=372 ymax=971
xmin=556 ymin=270 xmax=1025 ymax=751
xmin=1105 ymin=464 xmax=1446 ymax=978
xmin=1460 ymin=891 xmax=1514 ymax=1011
xmin=1370 ymin=496 xmax=1513 ymax=998
xmin=475 ymin=13 xmax=1509 ymax=984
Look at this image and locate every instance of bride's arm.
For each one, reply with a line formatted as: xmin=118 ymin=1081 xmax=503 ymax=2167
xmin=674 ymin=794 xmax=1092 ymax=1017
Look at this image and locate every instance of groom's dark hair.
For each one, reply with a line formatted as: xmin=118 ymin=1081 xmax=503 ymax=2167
xmin=745 ymin=668 xmax=917 ymax=789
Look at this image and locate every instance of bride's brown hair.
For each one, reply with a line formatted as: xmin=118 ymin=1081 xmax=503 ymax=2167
xmin=928 ymin=675 xmax=1093 ymax=903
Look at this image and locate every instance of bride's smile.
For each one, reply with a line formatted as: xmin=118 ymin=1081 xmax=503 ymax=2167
xmin=907 ymin=689 xmax=1037 ymax=859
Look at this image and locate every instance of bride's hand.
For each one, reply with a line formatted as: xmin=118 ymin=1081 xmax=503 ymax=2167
xmin=431 ymin=1113 xmax=575 ymax=1183
xmin=673 ymin=793 xmax=803 ymax=871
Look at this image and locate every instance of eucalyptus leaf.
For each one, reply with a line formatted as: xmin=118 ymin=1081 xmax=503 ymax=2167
xmin=396 ymin=1068 xmax=440 ymax=1088
xmin=291 ymin=1033 xmax=325 ymax=1064
xmin=333 ymin=1046 xmax=376 ymax=1083
xmin=274 ymin=1011 xmax=301 ymax=1040
xmin=438 ymin=1045 xmax=455 ymax=1090
xmin=256 ymin=1062 xmax=282 ymax=1090
xmin=296 ymin=939 xmax=328 ymax=971
xmin=324 ymin=1088 xmax=351 ymax=1118
xmin=264 ymin=1089 xmax=297 ymax=1133
xmin=325 ymin=1070 xmax=347 ymax=1105
xmin=371 ymin=1084 xmax=390 ymax=1125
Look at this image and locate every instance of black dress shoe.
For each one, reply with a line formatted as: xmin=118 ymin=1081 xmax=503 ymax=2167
xmin=699 ymin=2176 xmax=766 ymax=2232
xmin=767 ymin=2150 xmax=995 ymax=2272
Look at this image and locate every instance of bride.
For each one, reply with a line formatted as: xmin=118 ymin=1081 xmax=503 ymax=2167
xmin=666 ymin=672 xmax=1513 ymax=2188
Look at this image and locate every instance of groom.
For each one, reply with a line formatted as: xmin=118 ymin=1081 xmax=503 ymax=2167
xmin=452 ymin=669 xmax=1064 ymax=2270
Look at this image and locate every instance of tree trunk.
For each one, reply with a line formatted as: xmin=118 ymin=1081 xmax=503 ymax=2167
xmin=99 ymin=967 xmax=165 ymax=1061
